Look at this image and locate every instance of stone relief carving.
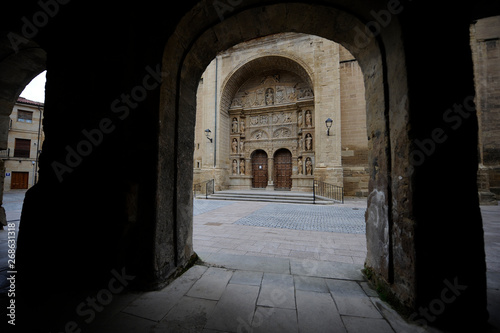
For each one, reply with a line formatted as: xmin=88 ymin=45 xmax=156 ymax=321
xmin=273 ymin=112 xmax=292 ymax=124
xmin=251 ymin=130 xmax=268 ymax=140
xmin=230 ymin=71 xmax=313 ymax=109
xmin=298 ymin=157 xmax=303 ymax=175
xmin=274 ymin=128 xmax=292 ymax=138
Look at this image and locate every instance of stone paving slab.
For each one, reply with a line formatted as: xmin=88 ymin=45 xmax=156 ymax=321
xmin=296 ymin=289 xmax=345 ymax=333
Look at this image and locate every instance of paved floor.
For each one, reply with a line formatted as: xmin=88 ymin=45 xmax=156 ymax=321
xmin=0 ymin=192 xmax=499 ymax=332
xmin=193 ymin=199 xmax=368 ymax=264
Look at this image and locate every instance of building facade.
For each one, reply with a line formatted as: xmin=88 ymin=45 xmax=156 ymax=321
xmin=194 ymin=33 xmax=369 ymax=196
xmin=0 ymin=97 xmax=44 ymax=191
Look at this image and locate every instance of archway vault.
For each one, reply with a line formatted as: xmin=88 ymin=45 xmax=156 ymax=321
xmin=159 ymin=0 xmax=410 ymax=312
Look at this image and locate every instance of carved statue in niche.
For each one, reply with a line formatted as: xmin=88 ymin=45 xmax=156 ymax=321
xmin=298 ymin=157 xmax=303 ymax=175
xmin=232 ymin=138 xmax=238 ymax=154
xmin=306 ymin=158 xmax=313 ymax=175
xmin=240 ymin=119 xmax=245 ymax=133
xmin=233 ymin=159 xmax=238 ymax=174
xmin=240 ymin=159 xmax=245 ymax=175
xmin=298 ymin=112 xmax=303 ymax=127
xmin=305 ymin=133 xmax=313 ymax=151
xmin=305 ymin=110 xmax=312 ymax=127
xmin=265 ymin=88 xmax=274 ymax=106
xmin=240 ymin=140 xmax=244 ymax=153
xmin=232 ymin=118 xmax=239 ymax=133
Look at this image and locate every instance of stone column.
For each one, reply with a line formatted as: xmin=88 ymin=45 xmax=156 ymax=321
xmin=267 ymin=157 xmax=274 ymax=190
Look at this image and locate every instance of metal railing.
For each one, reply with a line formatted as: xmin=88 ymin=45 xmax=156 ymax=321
xmin=313 ymin=180 xmax=344 ymax=204
xmin=193 ymin=179 xmax=215 ymax=199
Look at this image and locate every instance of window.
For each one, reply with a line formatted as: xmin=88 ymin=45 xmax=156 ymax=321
xmin=17 ymin=110 xmax=33 ymax=123
xmin=14 ymin=138 xmax=31 ymax=158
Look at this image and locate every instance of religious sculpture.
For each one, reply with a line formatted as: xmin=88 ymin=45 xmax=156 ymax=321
xmin=240 ymin=119 xmax=245 ymax=133
xmin=232 ymin=117 xmax=239 ymax=133
xmin=298 ymin=112 xmax=303 ymax=127
xmin=265 ymin=88 xmax=274 ymax=105
xmin=233 ymin=159 xmax=238 ymax=174
xmin=298 ymin=157 xmax=303 ymax=175
xmin=305 ymin=110 xmax=312 ymax=127
xmin=306 ymin=158 xmax=313 ymax=176
xmin=232 ymin=138 xmax=238 ymax=154
xmin=305 ymin=133 xmax=313 ymax=151
xmin=240 ymin=159 xmax=245 ymax=175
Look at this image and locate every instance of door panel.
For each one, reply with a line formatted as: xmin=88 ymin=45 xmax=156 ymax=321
xmin=11 ymin=172 xmax=29 ymax=189
xmin=252 ymin=150 xmax=268 ymax=188
xmin=274 ymin=149 xmax=292 ymax=190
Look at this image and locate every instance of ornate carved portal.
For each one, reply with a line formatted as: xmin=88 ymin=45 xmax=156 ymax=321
xmin=229 ymin=69 xmax=315 ymax=190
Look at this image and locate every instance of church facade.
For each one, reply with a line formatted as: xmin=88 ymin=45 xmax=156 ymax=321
xmin=194 ymin=33 xmax=369 ymax=196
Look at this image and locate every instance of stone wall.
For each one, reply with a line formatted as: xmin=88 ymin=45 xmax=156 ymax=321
xmin=471 ymin=16 xmax=500 ymax=203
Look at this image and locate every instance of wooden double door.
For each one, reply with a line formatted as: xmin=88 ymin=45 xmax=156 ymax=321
xmin=251 ymin=149 xmax=293 ymax=190
xmin=274 ymin=149 xmax=292 ymax=190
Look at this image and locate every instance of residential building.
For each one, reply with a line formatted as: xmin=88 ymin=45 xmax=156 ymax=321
xmin=0 ymin=97 xmax=44 ymax=191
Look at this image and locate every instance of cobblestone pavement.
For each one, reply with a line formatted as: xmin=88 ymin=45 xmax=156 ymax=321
xmin=233 ymin=203 xmax=366 ymax=234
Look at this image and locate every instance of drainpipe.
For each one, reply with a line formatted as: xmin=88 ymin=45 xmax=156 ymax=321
xmin=34 ymin=105 xmax=42 ymax=185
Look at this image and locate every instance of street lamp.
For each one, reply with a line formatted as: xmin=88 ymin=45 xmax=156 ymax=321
xmin=205 ymin=129 xmax=213 ymax=143
xmin=325 ymin=118 xmax=333 ymax=136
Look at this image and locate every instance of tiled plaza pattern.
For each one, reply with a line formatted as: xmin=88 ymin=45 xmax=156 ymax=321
xmin=232 ymin=203 xmax=366 ymax=234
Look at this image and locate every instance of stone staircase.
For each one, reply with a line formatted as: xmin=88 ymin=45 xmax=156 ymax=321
xmin=203 ymin=190 xmax=336 ymax=205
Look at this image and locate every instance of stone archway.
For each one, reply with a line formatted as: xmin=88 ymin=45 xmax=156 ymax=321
xmin=160 ymin=0 xmax=398 ymax=302
xmin=159 ymin=2 xmax=488 ymax=328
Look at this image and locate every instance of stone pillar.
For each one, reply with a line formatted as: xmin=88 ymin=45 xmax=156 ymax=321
xmin=267 ymin=157 xmax=274 ymax=190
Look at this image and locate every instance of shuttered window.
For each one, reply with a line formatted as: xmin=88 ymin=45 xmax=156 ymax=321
xmin=14 ymin=138 xmax=31 ymax=158
xmin=17 ymin=110 xmax=33 ymax=123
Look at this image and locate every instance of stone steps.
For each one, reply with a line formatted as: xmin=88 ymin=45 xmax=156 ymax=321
xmin=203 ymin=190 xmax=336 ymax=205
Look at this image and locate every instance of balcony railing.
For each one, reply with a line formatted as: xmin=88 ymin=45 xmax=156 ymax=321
xmin=193 ymin=179 xmax=215 ymax=199
xmin=313 ymin=180 xmax=344 ymax=204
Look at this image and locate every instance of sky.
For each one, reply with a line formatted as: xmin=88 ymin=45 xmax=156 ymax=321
xmin=20 ymin=70 xmax=46 ymax=103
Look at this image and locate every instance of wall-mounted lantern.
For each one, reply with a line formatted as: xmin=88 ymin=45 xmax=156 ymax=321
xmin=325 ymin=118 xmax=333 ymax=136
xmin=205 ymin=129 xmax=213 ymax=143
